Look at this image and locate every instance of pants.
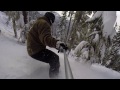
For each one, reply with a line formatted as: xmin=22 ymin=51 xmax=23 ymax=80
xmin=31 ymin=49 xmax=60 ymax=69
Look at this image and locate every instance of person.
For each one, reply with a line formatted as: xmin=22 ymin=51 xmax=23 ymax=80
xmin=27 ymin=12 xmax=68 ymax=78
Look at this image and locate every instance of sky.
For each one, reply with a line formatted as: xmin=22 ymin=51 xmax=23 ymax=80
xmin=55 ymin=11 xmax=63 ymax=16
xmin=116 ymin=11 xmax=120 ymax=25
xmin=55 ymin=11 xmax=72 ymax=20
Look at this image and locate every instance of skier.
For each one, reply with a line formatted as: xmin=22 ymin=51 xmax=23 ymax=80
xmin=27 ymin=12 xmax=68 ymax=78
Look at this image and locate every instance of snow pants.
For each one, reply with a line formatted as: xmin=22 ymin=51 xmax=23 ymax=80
xmin=31 ymin=49 xmax=60 ymax=70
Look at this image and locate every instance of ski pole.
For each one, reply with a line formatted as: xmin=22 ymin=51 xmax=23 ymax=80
xmin=64 ymin=49 xmax=74 ymax=79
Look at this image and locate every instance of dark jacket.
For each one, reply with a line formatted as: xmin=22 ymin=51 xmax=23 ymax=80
xmin=27 ymin=16 xmax=58 ymax=56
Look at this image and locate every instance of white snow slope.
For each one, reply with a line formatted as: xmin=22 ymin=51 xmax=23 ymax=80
xmin=1 ymin=11 xmax=120 ymax=79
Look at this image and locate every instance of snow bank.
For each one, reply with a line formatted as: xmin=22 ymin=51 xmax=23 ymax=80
xmin=0 ymin=11 xmax=13 ymax=34
xmin=74 ymin=41 xmax=89 ymax=55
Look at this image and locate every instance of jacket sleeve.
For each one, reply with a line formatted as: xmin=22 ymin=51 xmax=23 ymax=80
xmin=38 ymin=21 xmax=58 ymax=48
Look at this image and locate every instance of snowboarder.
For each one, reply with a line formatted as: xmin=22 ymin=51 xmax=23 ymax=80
xmin=27 ymin=12 xmax=68 ymax=78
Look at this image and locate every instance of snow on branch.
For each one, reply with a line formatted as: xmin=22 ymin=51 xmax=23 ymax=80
xmin=86 ymin=11 xmax=103 ymax=23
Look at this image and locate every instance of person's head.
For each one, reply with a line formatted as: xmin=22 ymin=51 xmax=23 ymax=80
xmin=44 ymin=12 xmax=55 ymax=25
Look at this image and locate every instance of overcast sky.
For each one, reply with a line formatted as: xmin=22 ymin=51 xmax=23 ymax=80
xmin=55 ymin=11 xmax=63 ymax=16
xmin=116 ymin=11 xmax=120 ymax=25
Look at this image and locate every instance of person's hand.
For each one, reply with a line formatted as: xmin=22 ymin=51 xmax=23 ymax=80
xmin=56 ymin=41 xmax=69 ymax=52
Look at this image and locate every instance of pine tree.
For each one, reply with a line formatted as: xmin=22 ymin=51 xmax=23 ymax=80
xmin=58 ymin=11 xmax=68 ymax=42
xmin=68 ymin=11 xmax=82 ymax=49
xmin=85 ymin=11 xmax=116 ymax=63
xmin=68 ymin=11 xmax=92 ymax=49
xmin=66 ymin=11 xmax=74 ymax=44
xmin=22 ymin=11 xmax=28 ymax=24
xmin=102 ymin=30 xmax=120 ymax=71
xmin=69 ymin=11 xmax=104 ymax=62
xmin=4 ymin=11 xmax=21 ymax=38
xmin=29 ymin=11 xmax=42 ymax=21
xmin=22 ymin=11 xmax=29 ymax=32
xmin=87 ymin=15 xmax=103 ymax=63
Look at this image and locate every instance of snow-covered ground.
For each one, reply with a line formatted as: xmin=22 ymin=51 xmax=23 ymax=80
xmin=0 ymin=32 xmax=120 ymax=79
xmin=1 ymin=11 xmax=120 ymax=79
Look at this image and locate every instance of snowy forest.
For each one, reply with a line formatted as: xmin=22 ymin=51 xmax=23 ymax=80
xmin=0 ymin=11 xmax=120 ymax=79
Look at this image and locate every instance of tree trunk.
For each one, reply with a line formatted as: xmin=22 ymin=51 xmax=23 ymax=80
xmin=22 ymin=11 xmax=28 ymax=24
xmin=12 ymin=18 xmax=17 ymax=38
xmin=66 ymin=11 xmax=74 ymax=43
xmin=69 ymin=11 xmax=83 ymax=48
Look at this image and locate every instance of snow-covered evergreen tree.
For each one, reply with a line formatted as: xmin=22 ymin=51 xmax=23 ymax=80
xmin=102 ymin=11 xmax=120 ymax=71
xmin=69 ymin=11 xmax=93 ymax=49
xmin=86 ymin=11 xmax=116 ymax=63
xmin=66 ymin=11 xmax=74 ymax=44
xmin=68 ymin=11 xmax=97 ymax=62
xmin=58 ymin=11 xmax=68 ymax=42
xmin=102 ymin=30 xmax=120 ymax=71
xmin=4 ymin=11 xmax=21 ymax=38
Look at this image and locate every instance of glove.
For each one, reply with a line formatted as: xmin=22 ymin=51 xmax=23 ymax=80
xmin=56 ymin=41 xmax=69 ymax=52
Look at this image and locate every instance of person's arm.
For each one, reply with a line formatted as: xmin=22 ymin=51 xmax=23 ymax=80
xmin=38 ymin=21 xmax=58 ymax=48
